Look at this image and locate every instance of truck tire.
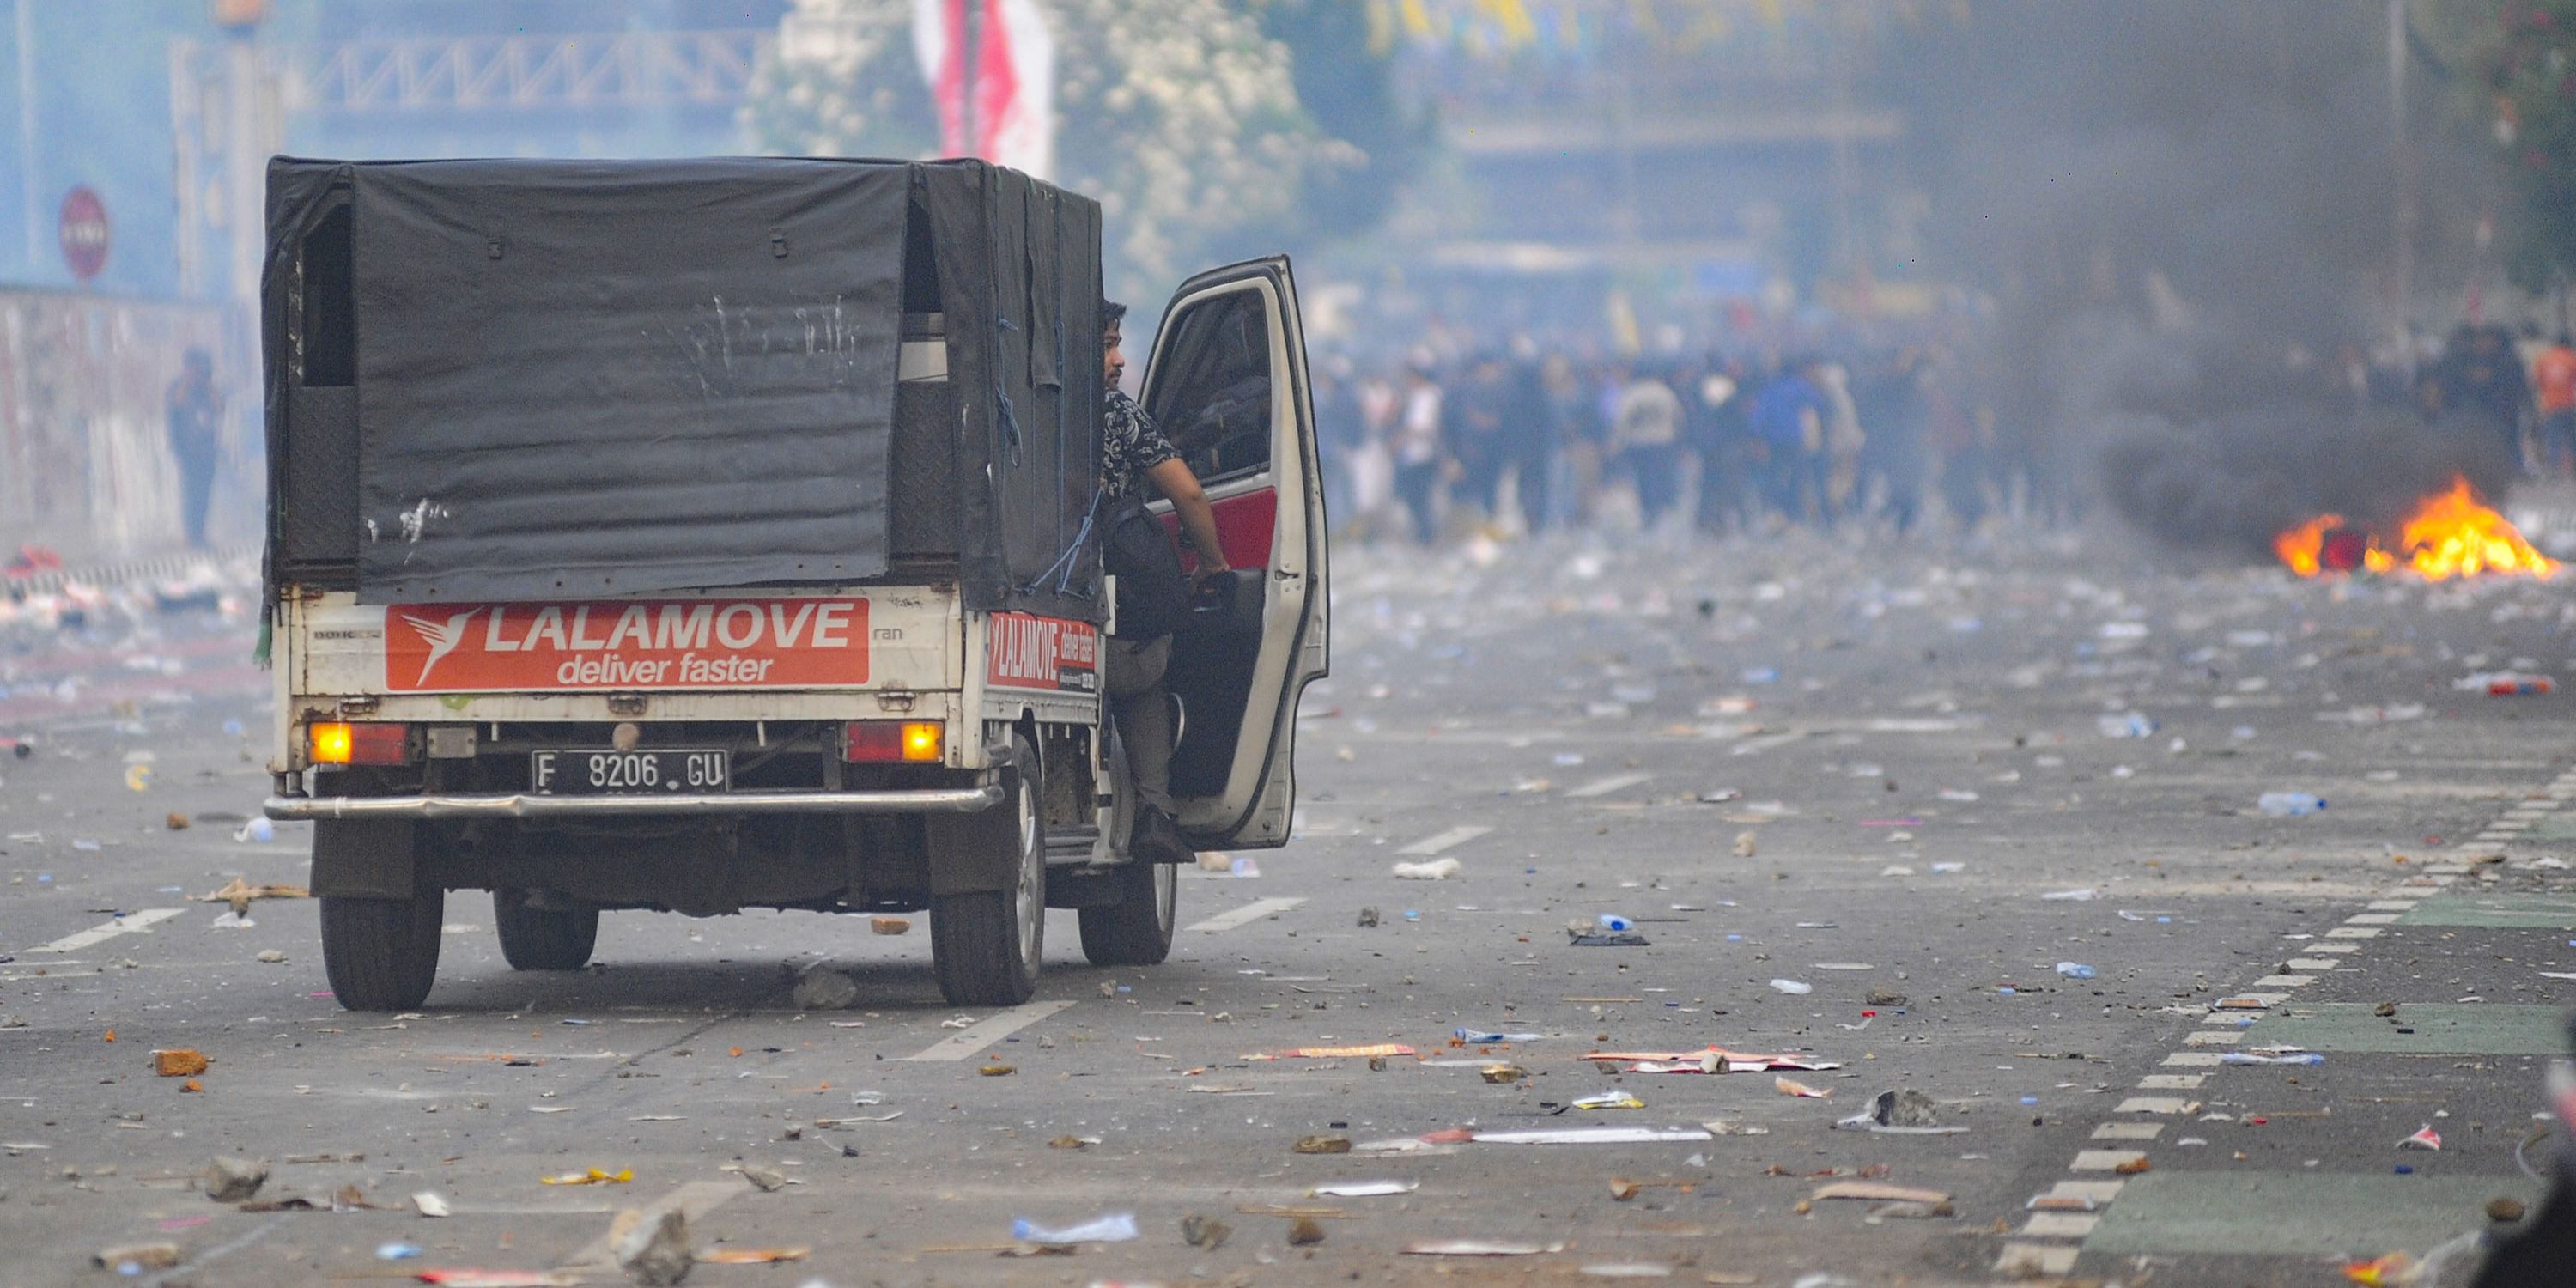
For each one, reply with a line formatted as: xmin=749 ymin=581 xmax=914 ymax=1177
xmin=1078 ymin=859 xmax=1176 ymax=966
xmin=493 ymin=890 xmax=599 ymax=971
xmin=931 ymin=737 xmax=1045 ymax=1005
xmin=319 ymin=889 xmax=445 ymax=1012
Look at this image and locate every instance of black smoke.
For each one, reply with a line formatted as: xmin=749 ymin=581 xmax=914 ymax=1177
xmin=1888 ymin=1 xmax=2499 ymax=554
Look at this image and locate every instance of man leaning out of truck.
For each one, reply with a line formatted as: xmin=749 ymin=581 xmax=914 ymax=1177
xmin=1100 ymin=300 xmax=1231 ymax=863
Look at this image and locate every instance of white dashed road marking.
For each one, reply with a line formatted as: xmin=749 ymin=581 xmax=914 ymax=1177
xmin=1566 ymin=773 xmax=1653 ymax=799
xmin=898 ymin=999 xmax=1080 ymax=1062
xmin=1182 ymin=896 xmax=1306 ymax=934
xmin=24 ymin=908 xmax=184 ymax=954
xmin=1397 ymin=825 xmax=1491 ymax=855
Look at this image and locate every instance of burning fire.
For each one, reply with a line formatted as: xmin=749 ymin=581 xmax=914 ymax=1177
xmin=2273 ymin=476 xmax=2556 ymax=580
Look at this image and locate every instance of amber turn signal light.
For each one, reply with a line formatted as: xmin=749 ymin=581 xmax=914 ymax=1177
xmin=307 ymin=721 xmax=411 ymax=766
xmin=844 ymin=720 xmax=944 ymax=763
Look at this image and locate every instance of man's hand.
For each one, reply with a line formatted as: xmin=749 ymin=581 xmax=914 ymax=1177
xmin=1190 ymin=556 xmax=1234 ymax=590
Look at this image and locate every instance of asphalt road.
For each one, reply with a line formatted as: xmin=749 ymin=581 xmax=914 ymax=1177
xmin=3 ymin=527 xmax=2574 ymax=1288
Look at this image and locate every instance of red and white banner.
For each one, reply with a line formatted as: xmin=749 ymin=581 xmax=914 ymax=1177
xmin=986 ymin=611 xmax=1097 ymax=694
xmin=384 ymin=599 xmax=871 ymax=692
xmin=913 ymin=0 xmax=1054 ymax=179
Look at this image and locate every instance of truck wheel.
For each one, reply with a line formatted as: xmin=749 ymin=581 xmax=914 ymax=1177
xmin=1078 ymin=860 xmax=1176 ymax=966
xmin=319 ymin=889 xmax=445 ymax=1012
xmin=493 ymin=890 xmax=599 ymax=971
xmin=931 ymin=738 xmax=1045 ymax=1005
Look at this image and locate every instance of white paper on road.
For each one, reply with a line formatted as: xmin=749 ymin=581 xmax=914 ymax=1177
xmin=1396 ymin=825 xmax=1491 ymax=855
xmin=24 ymin=907 xmax=183 ymax=953
xmin=1182 ymin=896 xmax=1305 ymax=933
xmin=897 ymin=999 xmax=1078 ymax=1061
xmin=1312 ymin=1180 xmax=1418 ymax=1197
xmin=1470 ymin=1126 xmax=1712 ymax=1145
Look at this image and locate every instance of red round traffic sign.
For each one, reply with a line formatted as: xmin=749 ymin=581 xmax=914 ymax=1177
xmin=58 ymin=186 xmax=109 ymax=282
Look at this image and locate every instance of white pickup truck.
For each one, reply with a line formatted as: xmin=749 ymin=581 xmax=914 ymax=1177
xmin=258 ymin=156 xmax=1327 ymax=1010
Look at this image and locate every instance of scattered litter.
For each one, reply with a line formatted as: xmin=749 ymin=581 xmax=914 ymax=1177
xmin=379 ymin=1242 xmax=426 ymax=1261
xmin=191 ymin=876 xmax=305 ymax=917
xmin=1583 ymin=1047 xmax=1840 ymax=1073
xmin=1287 ymin=1216 xmax=1327 ymax=1245
xmin=1774 ymin=1077 xmax=1831 ymax=1098
xmin=256 ymin=949 xmax=287 ymax=963
xmin=2257 ymin=791 xmax=2327 ymax=817
xmin=1472 ymin=1127 xmax=1711 ymax=1145
xmin=732 ymin=1163 xmax=794 ymax=1191
xmin=791 ymin=967 xmax=860 ymax=1011
xmin=539 ymin=1168 xmax=632 ymax=1186
xmin=234 ymin=817 xmax=276 ymax=843
xmin=2097 ymin=712 xmax=2156 ymax=738
xmin=1012 ymin=1212 xmax=1139 ymax=1243
xmin=1571 ymin=1091 xmax=1645 ymax=1110
xmin=1769 ymin=978 xmax=1813 ymax=995
xmin=1393 ymin=858 xmax=1461 ymax=879
xmin=1456 ymin=1027 xmax=1543 ymax=1043
xmin=200 ymin=1155 xmax=268 ymax=1202
xmin=1405 ymin=1239 xmax=1566 ymax=1256
xmin=411 ymin=1272 xmax=570 ymax=1288
xmin=614 ymin=1207 xmax=691 ymax=1286
xmin=2040 ymin=888 xmax=2099 ymax=902
xmin=2398 ymin=1125 xmax=2443 ymax=1151
xmin=1249 ymin=1044 xmax=1416 ymax=1061
xmin=1732 ymin=831 xmax=1758 ymax=858
xmin=1181 ymin=1213 xmax=1233 ymax=1249
xmin=2056 ymin=962 xmax=2097 ymax=980
xmin=1293 ymin=1135 xmax=1353 ymax=1155
xmin=699 ymin=1248 xmax=810 ymax=1265
xmin=1811 ymin=1181 xmax=1951 ymax=1206
xmin=156 ymin=1049 xmax=210 ymax=1078
xmin=2458 ymin=671 xmax=2555 ymax=696
xmin=1312 ymin=1181 xmax=1416 ymax=1197
xmin=93 ymin=1244 xmax=181 ymax=1273
xmin=2222 ymin=1049 xmax=2324 ymax=1066
xmin=1570 ymin=932 xmax=1650 ymax=946
xmin=413 ymin=1192 xmax=451 ymax=1218
xmin=1479 ymin=1064 xmax=1528 ymax=1084
xmin=871 ymin=917 xmax=910 ymax=935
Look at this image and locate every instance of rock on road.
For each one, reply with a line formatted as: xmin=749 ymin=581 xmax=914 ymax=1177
xmin=1 ymin=528 xmax=2571 ymax=1286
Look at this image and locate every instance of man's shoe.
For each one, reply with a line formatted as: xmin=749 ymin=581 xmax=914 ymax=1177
xmin=1130 ymin=806 xmax=1192 ymax=865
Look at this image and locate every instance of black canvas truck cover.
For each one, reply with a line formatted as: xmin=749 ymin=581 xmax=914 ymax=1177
xmin=263 ymin=155 xmax=1104 ymax=620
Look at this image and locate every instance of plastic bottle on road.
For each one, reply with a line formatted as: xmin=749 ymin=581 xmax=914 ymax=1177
xmin=1597 ymin=914 xmax=1634 ymax=932
xmin=2055 ymin=962 xmax=2097 ymax=980
xmin=2257 ymin=792 xmax=2326 ymax=817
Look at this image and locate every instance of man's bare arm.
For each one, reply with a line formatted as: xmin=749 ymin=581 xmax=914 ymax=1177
xmin=1145 ymin=457 xmax=1232 ymax=580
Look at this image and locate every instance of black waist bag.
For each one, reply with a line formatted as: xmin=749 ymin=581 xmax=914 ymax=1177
xmin=1104 ymin=500 xmax=1189 ymax=641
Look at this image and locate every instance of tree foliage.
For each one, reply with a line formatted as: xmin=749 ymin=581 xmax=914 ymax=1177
xmin=2470 ymin=1 xmax=2576 ymax=289
xmin=745 ymin=0 xmax=1364 ymax=298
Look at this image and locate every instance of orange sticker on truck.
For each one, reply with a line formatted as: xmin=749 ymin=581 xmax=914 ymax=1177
xmin=986 ymin=613 xmax=1098 ymax=694
xmin=384 ymin=599 xmax=870 ymax=692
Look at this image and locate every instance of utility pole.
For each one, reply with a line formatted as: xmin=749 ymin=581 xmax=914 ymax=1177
xmin=15 ymin=0 xmax=40 ymax=270
xmin=2389 ymin=0 xmax=2415 ymax=340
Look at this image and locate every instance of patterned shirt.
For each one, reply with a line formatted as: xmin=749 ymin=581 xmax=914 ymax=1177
xmin=1102 ymin=390 xmax=1178 ymax=501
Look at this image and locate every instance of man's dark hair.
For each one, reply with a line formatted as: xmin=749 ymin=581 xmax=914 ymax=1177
xmin=1102 ymin=301 xmax=1128 ymax=327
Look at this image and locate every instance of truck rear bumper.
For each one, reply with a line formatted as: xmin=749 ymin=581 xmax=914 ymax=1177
xmin=265 ymin=784 xmax=1004 ymax=822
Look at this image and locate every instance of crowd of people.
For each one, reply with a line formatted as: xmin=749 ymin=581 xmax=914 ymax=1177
xmin=1311 ymin=328 xmax=2008 ymax=545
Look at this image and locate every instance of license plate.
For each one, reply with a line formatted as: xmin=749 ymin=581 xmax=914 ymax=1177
xmin=530 ymin=749 xmax=729 ymax=795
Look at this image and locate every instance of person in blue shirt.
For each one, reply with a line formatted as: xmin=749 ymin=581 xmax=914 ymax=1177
xmin=1752 ymin=356 xmax=1828 ymax=524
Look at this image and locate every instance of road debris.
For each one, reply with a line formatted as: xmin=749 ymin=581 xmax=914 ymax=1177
xmin=93 ymin=1243 xmax=181 ymax=1273
xmin=155 ymin=1048 xmax=210 ymax=1077
xmin=539 ymin=1168 xmax=632 ymax=1186
xmin=1011 ymin=1212 xmax=1138 ymax=1243
xmin=2398 ymin=1124 xmax=2443 ymax=1151
xmin=1392 ymin=858 xmax=1461 ymax=879
xmin=1404 ymin=1239 xmax=1567 ymax=1255
xmin=1180 ymin=1213 xmax=1233 ymax=1249
xmin=200 ymin=1155 xmax=268 ymax=1201
xmin=791 ymin=966 xmax=860 ymax=1011
xmin=1773 ymin=1077 xmax=1831 ymax=1098
xmin=1311 ymin=1181 xmax=1415 ymax=1197
xmin=1810 ymin=1180 xmax=1950 ymax=1206
xmin=1286 ymin=1216 xmax=1327 ymax=1245
xmin=413 ymin=1191 xmax=451 ymax=1218
xmin=1293 ymin=1135 xmax=1353 ymax=1154
xmin=192 ymin=876 xmax=308 ymax=915
xmin=613 ymin=1207 xmax=691 ymax=1286
xmin=699 ymin=1248 xmax=810 ymax=1265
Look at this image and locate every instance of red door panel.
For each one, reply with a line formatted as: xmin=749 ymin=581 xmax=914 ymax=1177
xmin=1158 ymin=487 xmax=1277 ymax=571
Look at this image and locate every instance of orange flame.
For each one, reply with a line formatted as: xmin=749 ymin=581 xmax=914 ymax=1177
xmin=2273 ymin=476 xmax=2555 ymax=580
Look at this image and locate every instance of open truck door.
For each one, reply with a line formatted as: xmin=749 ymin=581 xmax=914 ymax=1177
xmin=1137 ymin=257 xmax=1330 ymax=848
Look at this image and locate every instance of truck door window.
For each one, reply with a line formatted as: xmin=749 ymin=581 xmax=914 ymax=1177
xmin=1144 ymin=290 xmax=1271 ymax=486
